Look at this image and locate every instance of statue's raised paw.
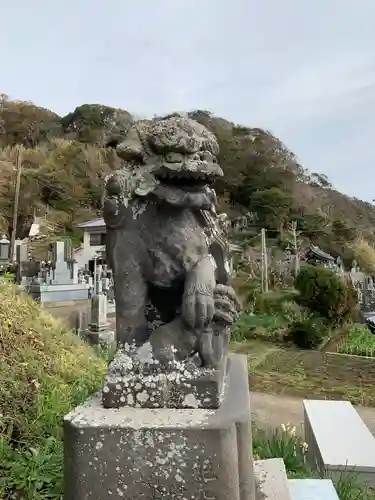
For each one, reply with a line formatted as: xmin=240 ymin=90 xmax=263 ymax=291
xmin=213 ymin=284 xmax=242 ymax=325
xmin=181 ymin=256 xmax=217 ymax=329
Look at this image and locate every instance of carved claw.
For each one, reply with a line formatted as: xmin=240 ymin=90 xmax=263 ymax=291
xmin=213 ymin=284 xmax=242 ymax=325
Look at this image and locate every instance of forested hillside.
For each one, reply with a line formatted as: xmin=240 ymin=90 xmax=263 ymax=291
xmin=0 ymin=93 xmax=374 ymax=266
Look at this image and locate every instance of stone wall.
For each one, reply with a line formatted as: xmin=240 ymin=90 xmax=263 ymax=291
xmin=319 ymin=351 xmax=375 ymax=381
xmin=256 ymin=349 xmax=375 ymax=385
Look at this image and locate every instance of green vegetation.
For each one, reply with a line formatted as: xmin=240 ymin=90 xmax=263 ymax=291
xmin=287 ymin=314 xmax=328 ymax=349
xmin=254 ymin=425 xmax=375 ymax=499
xmin=235 ymin=339 xmax=375 ymax=405
xmin=253 ymin=424 xmax=308 ymax=474
xmin=295 ymin=265 xmax=357 ymax=324
xmin=339 ymin=324 xmax=375 ymax=357
xmin=0 ymin=284 xmax=106 ymax=499
xmin=231 ymin=313 xmax=287 ymax=343
xmin=232 ymin=275 xmax=333 ymax=351
xmin=351 ymin=238 xmax=375 ymax=275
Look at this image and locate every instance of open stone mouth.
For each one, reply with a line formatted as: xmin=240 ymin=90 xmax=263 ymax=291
xmin=155 ymin=170 xmax=214 ymax=191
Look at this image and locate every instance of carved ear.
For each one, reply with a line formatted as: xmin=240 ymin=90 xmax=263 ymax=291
xmin=116 ymin=125 xmax=144 ymax=162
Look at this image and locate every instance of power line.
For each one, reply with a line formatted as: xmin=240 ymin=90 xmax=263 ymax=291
xmin=232 ymin=226 xmax=372 ymax=232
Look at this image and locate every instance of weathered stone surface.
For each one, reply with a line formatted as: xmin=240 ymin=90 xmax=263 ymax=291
xmin=64 ymin=354 xmax=254 ymax=500
xmin=254 ymin=459 xmax=292 ymax=500
xmin=102 ymin=342 xmax=228 ymax=409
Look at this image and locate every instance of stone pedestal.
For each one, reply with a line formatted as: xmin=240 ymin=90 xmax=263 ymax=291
xmin=64 ymin=354 xmax=255 ymax=500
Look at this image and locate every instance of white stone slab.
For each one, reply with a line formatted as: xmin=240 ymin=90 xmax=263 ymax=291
xmin=303 ymin=399 xmax=375 ymax=474
xmin=254 ymin=458 xmax=292 ymax=500
xmin=288 ymin=479 xmax=339 ymax=500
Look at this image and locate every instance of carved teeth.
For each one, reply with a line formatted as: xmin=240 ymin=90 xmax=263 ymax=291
xmin=157 ymin=168 xmax=212 ymax=183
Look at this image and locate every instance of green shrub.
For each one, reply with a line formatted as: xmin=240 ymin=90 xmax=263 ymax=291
xmin=232 ymin=313 xmax=286 ymax=342
xmin=278 ymin=300 xmax=308 ymax=323
xmin=254 ymin=289 xmax=299 ymax=316
xmin=0 ymin=284 xmax=106 ymax=499
xmin=295 ymin=265 xmax=357 ymax=323
xmin=288 ymin=315 xmax=327 ymax=349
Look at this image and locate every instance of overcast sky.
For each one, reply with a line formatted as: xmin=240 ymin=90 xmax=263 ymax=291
xmin=2 ymin=1 xmax=375 ymax=201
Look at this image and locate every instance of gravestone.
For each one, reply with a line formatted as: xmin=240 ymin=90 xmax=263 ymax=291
xmin=64 ymin=115 xmax=255 ymax=499
xmin=19 ymin=241 xmax=90 ymax=332
xmin=15 ymin=242 xmax=38 ymax=285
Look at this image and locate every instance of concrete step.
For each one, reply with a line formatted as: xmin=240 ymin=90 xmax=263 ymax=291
xmin=254 ymin=458 xmax=292 ymax=500
xmin=288 ymin=479 xmax=339 ymax=500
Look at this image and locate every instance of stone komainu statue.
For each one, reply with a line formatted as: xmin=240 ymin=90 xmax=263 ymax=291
xmin=102 ymin=114 xmax=241 ymax=372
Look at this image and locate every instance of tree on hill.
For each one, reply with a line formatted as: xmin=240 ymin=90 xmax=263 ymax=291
xmin=0 ymin=93 xmax=61 ymax=148
xmin=0 ymin=139 xmax=119 ymax=237
xmin=61 ymin=104 xmax=133 ymax=146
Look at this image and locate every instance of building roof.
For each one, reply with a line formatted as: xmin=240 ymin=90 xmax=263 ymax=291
xmin=76 ymin=218 xmax=105 ymax=229
xmin=304 ymin=245 xmax=335 ymax=261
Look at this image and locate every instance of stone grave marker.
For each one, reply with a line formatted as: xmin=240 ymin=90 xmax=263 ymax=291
xmin=50 ymin=241 xmax=72 ymax=285
xmin=83 ymin=265 xmax=115 ymax=350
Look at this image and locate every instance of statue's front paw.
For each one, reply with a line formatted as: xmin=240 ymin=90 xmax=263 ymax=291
xmin=103 ymin=197 xmax=119 ymax=217
xmin=181 ymin=285 xmax=215 ymax=330
xmin=213 ymin=284 xmax=242 ymax=325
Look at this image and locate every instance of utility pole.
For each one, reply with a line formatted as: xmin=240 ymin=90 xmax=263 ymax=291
xmin=261 ymin=228 xmax=268 ymax=293
xmin=290 ymin=221 xmax=300 ymax=277
xmin=9 ymin=146 xmax=22 ymax=262
xmin=263 ymin=228 xmax=269 ymax=292
xmin=260 ymin=230 xmax=264 ymax=293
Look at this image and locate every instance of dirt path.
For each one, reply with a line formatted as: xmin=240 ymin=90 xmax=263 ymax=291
xmin=251 ymin=391 xmax=375 ymax=437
